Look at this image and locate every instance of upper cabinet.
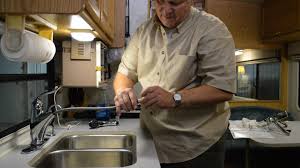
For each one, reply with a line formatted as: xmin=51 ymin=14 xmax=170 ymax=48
xmin=0 ymin=0 xmax=125 ymax=47
xmin=99 ymin=0 xmax=115 ymax=39
xmin=205 ymin=0 xmax=265 ymax=49
xmin=262 ymin=0 xmax=300 ymax=42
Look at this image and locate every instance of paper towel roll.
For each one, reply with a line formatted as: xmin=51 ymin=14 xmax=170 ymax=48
xmin=0 ymin=30 xmax=56 ymax=63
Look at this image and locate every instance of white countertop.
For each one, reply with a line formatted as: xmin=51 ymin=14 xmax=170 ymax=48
xmin=251 ymin=121 xmax=300 ymax=147
xmin=0 ymin=119 xmax=161 ymax=168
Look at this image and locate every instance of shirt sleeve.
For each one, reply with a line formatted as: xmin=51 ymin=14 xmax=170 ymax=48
xmin=117 ymin=29 xmax=140 ymax=83
xmin=197 ymin=23 xmax=236 ymax=94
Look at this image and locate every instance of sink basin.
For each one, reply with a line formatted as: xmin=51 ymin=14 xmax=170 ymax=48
xmin=29 ymin=131 xmax=137 ymax=168
xmin=52 ymin=134 xmax=134 ymax=150
xmin=34 ymin=149 xmax=134 ymax=168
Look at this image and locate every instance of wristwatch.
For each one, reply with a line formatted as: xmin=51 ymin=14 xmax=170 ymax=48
xmin=173 ymin=93 xmax=182 ymax=107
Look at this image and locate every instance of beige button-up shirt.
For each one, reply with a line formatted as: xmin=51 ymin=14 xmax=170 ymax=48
xmin=118 ymin=7 xmax=236 ymax=163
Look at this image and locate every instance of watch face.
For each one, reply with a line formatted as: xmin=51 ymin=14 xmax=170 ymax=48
xmin=174 ymin=93 xmax=181 ymax=101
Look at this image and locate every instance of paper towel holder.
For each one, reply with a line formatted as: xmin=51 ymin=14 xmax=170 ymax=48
xmin=1 ymin=15 xmax=56 ymax=64
xmin=3 ymin=15 xmax=26 ymax=52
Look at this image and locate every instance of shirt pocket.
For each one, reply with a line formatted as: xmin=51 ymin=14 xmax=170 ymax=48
xmin=166 ymin=53 xmax=198 ymax=90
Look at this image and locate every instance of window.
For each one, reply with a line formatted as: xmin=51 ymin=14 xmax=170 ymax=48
xmin=236 ymin=62 xmax=280 ymax=100
xmin=0 ymin=46 xmax=50 ymax=138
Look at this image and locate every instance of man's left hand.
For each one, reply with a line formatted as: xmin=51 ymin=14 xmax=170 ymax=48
xmin=140 ymin=86 xmax=176 ymax=109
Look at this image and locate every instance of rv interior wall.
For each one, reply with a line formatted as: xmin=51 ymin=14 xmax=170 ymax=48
xmin=288 ymin=42 xmax=300 ymax=120
xmin=129 ymin=0 xmax=148 ymax=36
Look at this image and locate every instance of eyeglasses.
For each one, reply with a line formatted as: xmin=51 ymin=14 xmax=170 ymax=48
xmin=156 ymin=0 xmax=188 ymax=7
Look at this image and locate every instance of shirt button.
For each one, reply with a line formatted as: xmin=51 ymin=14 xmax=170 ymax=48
xmin=150 ymin=111 xmax=153 ymax=115
xmin=161 ymin=51 xmax=165 ymax=54
xmin=157 ymin=72 xmax=159 ymax=75
xmin=163 ymin=32 xmax=166 ymax=35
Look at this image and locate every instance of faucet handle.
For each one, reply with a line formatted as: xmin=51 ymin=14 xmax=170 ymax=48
xmin=33 ymin=98 xmax=44 ymax=116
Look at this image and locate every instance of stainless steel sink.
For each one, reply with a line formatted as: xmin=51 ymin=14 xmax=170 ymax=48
xmin=52 ymin=134 xmax=134 ymax=150
xmin=29 ymin=131 xmax=137 ymax=168
xmin=34 ymin=149 xmax=134 ymax=168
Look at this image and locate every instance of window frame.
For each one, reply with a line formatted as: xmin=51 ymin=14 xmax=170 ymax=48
xmin=236 ymin=61 xmax=281 ymax=100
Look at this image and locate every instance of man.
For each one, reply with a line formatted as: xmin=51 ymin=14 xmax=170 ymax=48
xmin=114 ymin=0 xmax=236 ymax=167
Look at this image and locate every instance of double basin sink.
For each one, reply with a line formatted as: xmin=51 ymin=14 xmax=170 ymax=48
xmin=29 ymin=131 xmax=137 ymax=168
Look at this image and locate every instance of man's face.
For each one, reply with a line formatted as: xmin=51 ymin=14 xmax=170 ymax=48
xmin=155 ymin=0 xmax=191 ymax=28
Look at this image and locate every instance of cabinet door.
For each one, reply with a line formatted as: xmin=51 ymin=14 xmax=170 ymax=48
xmin=99 ymin=0 xmax=115 ymax=39
xmin=263 ymin=0 xmax=299 ymax=38
xmin=0 ymin=0 xmax=83 ymax=14
xmin=86 ymin=0 xmax=101 ymax=19
xmin=111 ymin=0 xmax=126 ymax=47
xmin=84 ymin=0 xmax=116 ymax=46
xmin=205 ymin=0 xmax=263 ymax=49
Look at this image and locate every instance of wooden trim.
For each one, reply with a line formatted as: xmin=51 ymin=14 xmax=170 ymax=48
xmin=229 ymin=101 xmax=283 ymax=110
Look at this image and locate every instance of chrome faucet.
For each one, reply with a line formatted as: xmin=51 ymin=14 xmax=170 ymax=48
xmin=22 ymin=86 xmax=117 ymax=154
xmin=22 ymin=87 xmax=61 ymax=153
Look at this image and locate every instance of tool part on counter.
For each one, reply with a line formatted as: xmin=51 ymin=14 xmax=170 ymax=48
xmin=89 ymin=119 xmax=119 ymax=129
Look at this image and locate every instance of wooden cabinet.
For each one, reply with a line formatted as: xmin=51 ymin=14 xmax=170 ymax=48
xmin=205 ymin=0 xmax=264 ymax=49
xmin=84 ymin=0 xmax=114 ymax=44
xmin=0 ymin=0 xmax=84 ymax=14
xmin=99 ymin=0 xmax=115 ymax=39
xmin=0 ymin=0 xmax=125 ymax=47
xmin=263 ymin=0 xmax=300 ymax=42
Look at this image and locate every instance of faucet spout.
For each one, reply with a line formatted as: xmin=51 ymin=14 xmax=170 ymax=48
xmin=32 ymin=114 xmax=55 ymax=145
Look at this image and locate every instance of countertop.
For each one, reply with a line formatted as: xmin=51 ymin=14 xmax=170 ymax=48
xmin=0 ymin=119 xmax=161 ymax=168
xmin=251 ymin=121 xmax=300 ymax=147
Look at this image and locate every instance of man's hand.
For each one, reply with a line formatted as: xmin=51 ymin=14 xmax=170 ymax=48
xmin=114 ymin=88 xmax=138 ymax=114
xmin=140 ymin=86 xmax=175 ymax=109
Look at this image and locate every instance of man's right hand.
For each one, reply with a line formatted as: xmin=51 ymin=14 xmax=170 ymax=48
xmin=114 ymin=88 xmax=138 ymax=114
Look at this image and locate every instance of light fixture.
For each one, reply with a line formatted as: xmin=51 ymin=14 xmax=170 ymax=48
xmin=238 ymin=66 xmax=245 ymax=75
xmin=70 ymin=15 xmax=95 ymax=42
xmin=70 ymin=15 xmax=92 ymax=30
xmin=235 ymin=49 xmax=244 ymax=56
xmin=71 ymin=31 xmax=95 ymax=42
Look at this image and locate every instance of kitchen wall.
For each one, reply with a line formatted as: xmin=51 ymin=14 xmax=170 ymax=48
xmin=288 ymin=41 xmax=300 ymax=120
xmin=129 ymin=0 xmax=148 ymax=36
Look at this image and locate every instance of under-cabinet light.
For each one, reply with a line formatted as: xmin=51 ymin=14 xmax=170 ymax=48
xmin=70 ymin=15 xmax=93 ymax=30
xmin=235 ymin=50 xmax=244 ymax=56
xmin=71 ymin=32 xmax=95 ymax=42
